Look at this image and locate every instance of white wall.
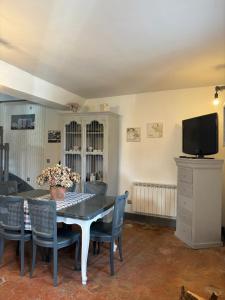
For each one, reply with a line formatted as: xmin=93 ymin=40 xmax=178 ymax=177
xmin=84 ymin=86 xmax=225 ymax=220
xmin=1 ymin=86 xmax=224 ymax=223
xmin=0 ymin=103 xmax=61 ymax=188
xmin=44 ymin=108 xmax=61 ymax=168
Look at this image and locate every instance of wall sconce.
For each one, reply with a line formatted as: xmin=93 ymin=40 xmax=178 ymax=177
xmin=213 ymin=85 xmax=225 ymax=106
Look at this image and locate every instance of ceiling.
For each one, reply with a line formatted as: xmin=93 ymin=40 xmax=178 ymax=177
xmin=1 ymin=0 xmax=225 ymax=99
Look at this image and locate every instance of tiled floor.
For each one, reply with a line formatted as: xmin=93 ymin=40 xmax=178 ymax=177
xmin=0 ymin=222 xmax=225 ymax=300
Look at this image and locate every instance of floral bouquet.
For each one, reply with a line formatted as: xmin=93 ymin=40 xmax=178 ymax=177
xmin=37 ymin=164 xmax=80 ymax=188
xmin=37 ymin=164 xmax=80 ymax=200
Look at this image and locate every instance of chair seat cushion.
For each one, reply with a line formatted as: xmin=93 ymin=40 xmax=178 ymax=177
xmin=90 ymin=221 xmax=113 ymax=240
xmin=1 ymin=230 xmax=31 ymax=241
xmin=33 ymin=229 xmax=80 ymax=249
xmin=57 ymin=229 xmax=80 ymax=249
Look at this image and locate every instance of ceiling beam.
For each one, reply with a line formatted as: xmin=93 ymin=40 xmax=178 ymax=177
xmin=0 ymin=60 xmax=85 ymax=109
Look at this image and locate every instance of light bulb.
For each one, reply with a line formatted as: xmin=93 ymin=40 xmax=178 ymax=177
xmin=213 ymin=98 xmax=220 ymax=106
xmin=213 ymin=91 xmax=220 ymax=106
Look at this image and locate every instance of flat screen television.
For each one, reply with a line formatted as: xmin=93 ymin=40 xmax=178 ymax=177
xmin=182 ymin=113 xmax=218 ymax=158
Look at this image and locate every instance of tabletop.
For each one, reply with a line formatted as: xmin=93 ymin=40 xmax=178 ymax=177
xmin=57 ymin=194 xmax=115 ymax=220
xmin=18 ymin=189 xmax=115 ymax=224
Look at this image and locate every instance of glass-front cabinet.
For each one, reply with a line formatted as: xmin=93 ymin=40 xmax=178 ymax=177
xmin=61 ymin=112 xmax=119 ymax=195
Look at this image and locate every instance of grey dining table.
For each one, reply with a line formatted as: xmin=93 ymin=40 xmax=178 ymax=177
xmin=18 ymin=189 xmax=115 ymax=285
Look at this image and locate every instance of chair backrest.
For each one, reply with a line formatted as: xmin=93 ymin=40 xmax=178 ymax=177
xmin=0 ymin=195 xmax=24 ymax=233
xmin=27 ymin=198 xmax=57 ymax=240
xmin=112 ymin=191 xmax=128 ymax=236
xmin=67 ymin=182 xmax=80 ymax=193
xmin=84 ymin=181 xmax=108 ymax=195
xmin=0 ymin=181 xmax=18 ymax=196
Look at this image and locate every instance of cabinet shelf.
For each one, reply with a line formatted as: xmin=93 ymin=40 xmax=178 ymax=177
xmin=66 ymin=132 xmax=82 ymax=134
xmin=65 ymin=151 xmax=81 ymax=155
xmin=86 ymin=132 xmax=104 ymax=135
xmin=86 ymin=152 xmax=104 ymax=156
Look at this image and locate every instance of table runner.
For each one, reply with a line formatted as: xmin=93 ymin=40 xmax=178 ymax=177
xmin=24 ymin=192 xmax=94 ymax=230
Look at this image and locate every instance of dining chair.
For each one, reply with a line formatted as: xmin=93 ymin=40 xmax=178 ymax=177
xmin=84 ymin=181 xmax=108 ymax=195
xmin=0 ymin=195 xmax=31 ymax=276
xmin=90 ymin=191 xmax=128 ymax=275
xmin=67 ymin=182 xmax=80 ymax=193
xmin=27 ymin=198 xmax=80 ymax=287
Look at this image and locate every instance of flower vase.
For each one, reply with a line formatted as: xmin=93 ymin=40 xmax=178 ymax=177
xmin=50 ymin=186 xmax=66 ymax=201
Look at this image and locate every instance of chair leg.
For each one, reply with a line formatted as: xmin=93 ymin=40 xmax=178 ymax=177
xmin=93 ymin=241 xmax=96 ymax=255
xmin=109 ymin=241 xmax=114 ymax=276
xmin=0 ymin=238 xmax=4 ymax=264
xmin=20 ymin=240 xmax=25 ymax=276
xmin=97 ymin=242 xmax=101 ymax=255
xmin=118 ymin=235 xmax=123 ymax=261
xmin=41 ymin=247 xmax=51 ymax=262
xmin=74 ymin=239 xmax=80 ymax=270
xmin=53 ymin=247 xmax=58 ymax=287
xmin=16 ymin=241 xmax=20 ymax=256
xmin=30 ymin=242 xmax=37 ymax=278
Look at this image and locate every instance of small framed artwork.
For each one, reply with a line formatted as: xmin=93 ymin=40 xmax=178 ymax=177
xmin=127 ymin=127 xmax=141 ymax=142
xmin=147 ymin=122 xmax=163 ymax=138
xmin=48 ymin=130 xmax=61 ymax=143
xmin=11 ymin=114 xmax=35 ymax=130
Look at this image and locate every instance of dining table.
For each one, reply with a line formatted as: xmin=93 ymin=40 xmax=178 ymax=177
xmin=18 ymin=189 xmax=115 ymax=285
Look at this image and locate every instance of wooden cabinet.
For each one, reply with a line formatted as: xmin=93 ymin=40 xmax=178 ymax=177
xmin=175 ymin=158 xmax=224 ymax=249
xmin=61 ymin=112 xmax=119 ymax=195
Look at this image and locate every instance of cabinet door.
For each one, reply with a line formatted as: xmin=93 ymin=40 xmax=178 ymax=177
xmin=85 ymin=120 xmax=104 ymax=182
xmin=64 ymin=121 xmax=82 ymax=176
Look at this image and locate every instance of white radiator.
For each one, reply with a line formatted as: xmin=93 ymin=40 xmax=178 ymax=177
xmin=132 ymin=182 xmax=177 ymax=218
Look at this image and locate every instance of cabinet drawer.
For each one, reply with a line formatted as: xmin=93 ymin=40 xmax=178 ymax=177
xmin=178 ymin=182 xmax=193 ymax=198
xmin=178 ymin=195 xmax=192 ymax=211
xmin=176 ymin=221 xmax=192 ymax=242
xmin=177 ymin=206 xmax=192 ymax=226
xmin=178 ymin=167 xmax=193 ymax=183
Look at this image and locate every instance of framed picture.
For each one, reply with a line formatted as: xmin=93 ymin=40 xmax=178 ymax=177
xmin=48 ymin=130 xmax=61 ymax=143
xmin=11 ymin=114 xmax=35 ymax=130
xmin=147 ymin=122 xmax=163 ymax=138
xmin=127 ymin=127 xmax=141 ymax=142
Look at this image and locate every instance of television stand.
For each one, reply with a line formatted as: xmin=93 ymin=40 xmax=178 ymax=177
xmin=179 ymin=156 xmax=214 ymax=159
xmin=175 ymin=157 xmax=224 ymax=249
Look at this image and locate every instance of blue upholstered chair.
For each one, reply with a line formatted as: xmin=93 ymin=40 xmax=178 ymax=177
xmin=84 ymin=181 xmax=108 ymax=195
xmin=0 ymin=195 xmax=31 ymax=276
xmin=67 ymin=182 xmax=80 ymax=193
xmin=27 ymin=198 xmax=80 ymax=287
xmin=90 ymin=191 xmax=128 ymax=275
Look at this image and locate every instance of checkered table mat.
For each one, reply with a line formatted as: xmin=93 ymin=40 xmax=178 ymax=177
xmin=24 ymin=192 xmax=94 ymax=230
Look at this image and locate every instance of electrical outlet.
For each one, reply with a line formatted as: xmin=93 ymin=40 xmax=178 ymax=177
xmin=27 ymin=177 xmax=30 ymax=182
xmin=127 ymin=199 xmax=132 ymax=204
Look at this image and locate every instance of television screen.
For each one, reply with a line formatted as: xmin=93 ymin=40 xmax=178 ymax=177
xmin=182 ymin=113 xmax=218 ymax=157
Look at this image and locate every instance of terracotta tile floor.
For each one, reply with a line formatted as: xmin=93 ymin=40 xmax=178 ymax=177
xmin=0 ymin=222 xmax=225 ymax=300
